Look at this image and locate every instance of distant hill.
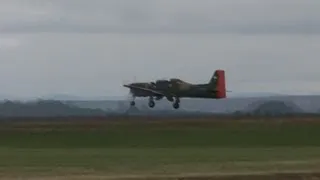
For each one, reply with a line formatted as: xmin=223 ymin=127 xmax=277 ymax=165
xmin=1 ymin=94 xmax=320 ymax=117
xmin=248 ymin=100 xmax=305 ymax=115
xmin=245 ymin=99 xmax=304 ymax=113
xmin=0 ymin=100 xmax=106 ymax=117
xmin=64 ymin=95 xmax=320 ymax=114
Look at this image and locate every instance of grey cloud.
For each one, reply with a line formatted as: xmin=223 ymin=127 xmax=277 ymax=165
xmin=1 ymin=32 xmax=319 ymax=97
xmin=1 ymin=0 xmax=320 ymax=97
xmin=1 ymin=0 xmax=320 ymax=34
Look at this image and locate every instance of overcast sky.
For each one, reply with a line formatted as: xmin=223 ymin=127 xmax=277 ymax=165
xmin=1 ymin=0 xmax=320 ymax=98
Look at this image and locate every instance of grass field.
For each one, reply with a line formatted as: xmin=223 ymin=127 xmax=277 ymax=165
xmin=1 ymin=116 xmax=320 ymax=179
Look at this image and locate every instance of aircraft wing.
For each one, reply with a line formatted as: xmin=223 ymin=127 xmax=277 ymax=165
xmin=123 ymin=84 xmax=165 ymax=96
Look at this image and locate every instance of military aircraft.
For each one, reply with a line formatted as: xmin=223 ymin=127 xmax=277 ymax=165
xmin=123 ymin=69 xmax=227 ymax=109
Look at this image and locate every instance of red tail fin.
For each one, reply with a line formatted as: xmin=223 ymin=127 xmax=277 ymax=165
xmin=210 ymin=69 xmax=226 ymax=99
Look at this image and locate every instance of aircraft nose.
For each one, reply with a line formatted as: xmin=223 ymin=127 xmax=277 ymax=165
xmin=123 ymin=83 xmax=135 ymax=88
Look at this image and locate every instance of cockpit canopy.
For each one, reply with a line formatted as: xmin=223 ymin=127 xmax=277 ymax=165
xmin=154 ymin=79 xmax=170 ymax=89
xmin=169 ymin=78 xmax=182 ymax=82
xmin=155 ymin=79 xmax=169 ymax=83
xmin=153 ymin=78 xmax=190 ymax=89
xmin=169 ymin=78 xmax=190 ymax=85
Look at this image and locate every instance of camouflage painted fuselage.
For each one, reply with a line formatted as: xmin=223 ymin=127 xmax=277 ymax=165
xmin=128 ymin=80 xmax=218 ymax=99
xmin=157 ymin=79 xmax=216 ymax=98
xmin=124 ymin=69 xmax=227 ymax=101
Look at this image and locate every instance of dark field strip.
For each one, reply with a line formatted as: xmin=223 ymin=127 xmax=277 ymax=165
xmin=1 ymin=116 xmax=320 ymax=148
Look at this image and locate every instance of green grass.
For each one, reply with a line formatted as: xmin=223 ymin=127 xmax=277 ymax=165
xmin=1 ymin=119 xmax=320 ymax=148
xmin=1 ymin=147 xmax=320 ymax=177
xmin=1 ymin=118 xmax=320 ymax=178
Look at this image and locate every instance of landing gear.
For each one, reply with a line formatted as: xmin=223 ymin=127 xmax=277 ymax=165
xmin=173 ymin=102 xmax=179 ymax=109
xmin=172 ymin=97 xmax=180 ymax=109
xmin=129 ymin=94 xmax=136 ymax=106
xmin=148 ymin=96 xmax=155 ymax=108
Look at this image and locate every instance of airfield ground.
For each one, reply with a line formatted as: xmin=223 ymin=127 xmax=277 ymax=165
xmin=1 ymin=116 xmax=320 ymax=179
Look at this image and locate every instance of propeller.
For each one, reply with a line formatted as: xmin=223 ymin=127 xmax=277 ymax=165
xmin=122 ymin=75 xmax=138 ymax=101
xmin=126 ymin=91 xmax=134 ymax=101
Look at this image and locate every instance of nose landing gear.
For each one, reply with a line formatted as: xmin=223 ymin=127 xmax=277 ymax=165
xmin=129 ymin=94 xmax=136 ymax=106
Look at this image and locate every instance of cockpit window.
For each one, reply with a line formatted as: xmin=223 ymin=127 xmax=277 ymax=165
xmin=170 ymin=78 xmax=182 ymax=82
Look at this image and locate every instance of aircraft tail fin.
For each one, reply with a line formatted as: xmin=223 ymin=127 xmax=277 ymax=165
xmin=209 ymin=69 xmax=226 ymax=98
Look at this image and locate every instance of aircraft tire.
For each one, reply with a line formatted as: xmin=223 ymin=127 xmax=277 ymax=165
xmin=130 ymin=101 xmax=135 ymax=106
xmin=148 ymin=100 xmax=155 ymax=108
xmin=173 ymin=102 xmax=179 ymax=109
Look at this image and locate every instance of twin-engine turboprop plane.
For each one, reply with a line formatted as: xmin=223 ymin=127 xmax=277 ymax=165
xmin=123 ymin=69 xmax=227 ymax=109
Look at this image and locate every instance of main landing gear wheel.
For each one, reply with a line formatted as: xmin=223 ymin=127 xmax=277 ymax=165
xmin=148 ymin=97 xmax=155 ymax=108
xmin=130 ymin=101 xmax=135 ymax=106
xmin=148 ymin=100 xmax=155 ymax=108
xmin=173 ymin=102 xmax=179 ymax=109
xmin=172 ymin=97 xmax=180 ymax=109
